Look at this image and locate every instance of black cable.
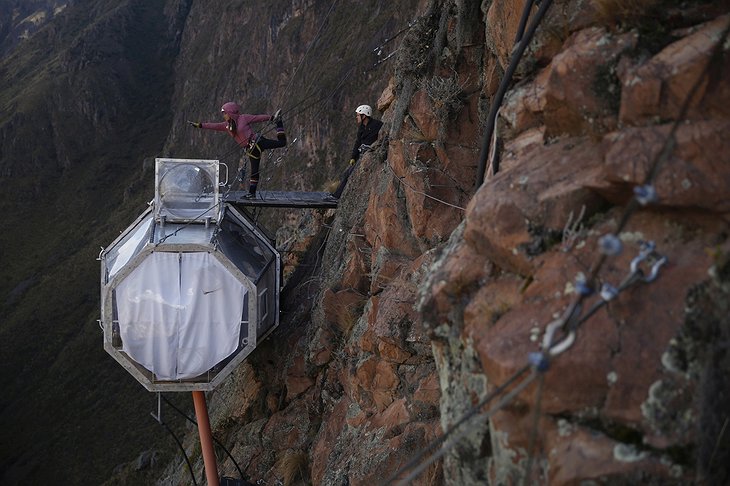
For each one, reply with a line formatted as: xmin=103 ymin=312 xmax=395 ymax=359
xmin=514 ymin=0 xmax=536 ymax=45
xmin=156 ymin=417 xmax=198 ymax=486
xmin=161 ymin=395 xmax=247 ymax=482
xmin=382 ymin=363 xmax=532 ymax=484
xmin=475 ymin=0 xmax=553 ymax=186
xmin=389 ymin=370 xmax=540 ymax=485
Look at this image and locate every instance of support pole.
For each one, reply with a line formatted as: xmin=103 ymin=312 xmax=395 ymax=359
xmin=192 ymin=391 xmax=220 ymax=486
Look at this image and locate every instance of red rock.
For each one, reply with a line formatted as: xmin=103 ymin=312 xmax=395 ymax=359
xmin=207 ymin=6 xmax=730 ymax=486
xmin=485 ymin=0 xmax=529 ymax=69
xmin=542 ymin=419 xmax=684 ymax=485
xmin=378 ymin=339 xmax=412 ymax=363
xmin=419 ymin=234 xmax=494 ymax=327
xmin=369 ymin=252 xmax=410 ymax=296
xmin=222 ymin=362 xmax=264 ymax=422
xmin=309 ymin=326 xmax=334 ymax=366
xmin=481 ymin=50 xmax=502 ymax=98
xmin=502 ymin=27 xmax=637 ymax=137
xmin=261 ymin=399 xmax=310 ymax=451
xmin=465 ymin=136 xmax=606 ymax=275
xmin=598 ymin=120 xmax=730 ymax=212
xmin=409 ymin=89 xmax=440 ymax=141
xmin=321 ymin=287 xmax=368 ymax=333
xmin=413 ymin=373 xmax=440 ymax=405
xmin=363 ymin=145 xmax=422 ymax=258
xmin=341 ymin=233 xmax=372 ymax=293
xmin=310 ymin=399 xmax=350 ymax=485
xmin=463 ymin=271 xmax=525 ymax=328
xmin=370 ymin=397 xmax=410 ymax=429
xmin=619 ymin=14 xmax=730 ymax=125
xmin=354 ymin=356 xmax=400 ymax=412
xmin=377 ymin=76 xmax=397 ymax=113
xmin=285 ymin=350 xmax=314 ymax=400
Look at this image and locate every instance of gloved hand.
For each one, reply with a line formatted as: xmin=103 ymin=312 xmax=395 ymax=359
xmin=349 ymin=159 xmax=356 ymax=166
xmin=188 ymin=121 xmax=202 ymax=128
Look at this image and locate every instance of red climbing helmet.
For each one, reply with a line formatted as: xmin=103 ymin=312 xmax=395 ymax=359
xmin=221 ymin=102 xmax=241 ymax=116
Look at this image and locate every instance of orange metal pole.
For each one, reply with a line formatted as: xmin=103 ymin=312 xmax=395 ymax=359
xmin=192 ymin=391 xmax=220 ymax=486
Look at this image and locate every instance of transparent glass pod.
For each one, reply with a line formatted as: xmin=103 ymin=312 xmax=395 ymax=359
xmin=100 ymin=159 xmax=280 ymax=391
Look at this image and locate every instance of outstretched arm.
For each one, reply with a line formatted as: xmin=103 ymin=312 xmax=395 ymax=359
xmin=200 ymin=121 xmax=228 ymax=131
xmin=188 ymin=120 xmax=228 ymax=131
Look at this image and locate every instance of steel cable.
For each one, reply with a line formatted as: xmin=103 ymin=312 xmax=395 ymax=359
xmin=388 ymin=20 xmax=730 ymax=481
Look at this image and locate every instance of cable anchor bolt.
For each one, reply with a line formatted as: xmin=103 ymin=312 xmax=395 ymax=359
xmin=598 ymin=233 xmax=623 ymax=256
xmin=600 ymin=283 xmax=619 ymax=301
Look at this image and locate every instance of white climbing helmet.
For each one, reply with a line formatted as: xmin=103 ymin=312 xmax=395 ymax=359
xmin=355 ymin=104 xmax=372 ymax=117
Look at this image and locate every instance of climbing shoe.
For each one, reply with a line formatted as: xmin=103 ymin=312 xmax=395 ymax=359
xmin=241 ymin=192 xmax=256 ymax=200
xmin=272 ymin=109 xmax=282 ymax=123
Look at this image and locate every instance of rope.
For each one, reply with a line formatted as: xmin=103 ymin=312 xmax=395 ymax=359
xmin=476 ymin=0 xmax=553 ymax=186
xmin=385 ymin=160 xmax=466 ymax=211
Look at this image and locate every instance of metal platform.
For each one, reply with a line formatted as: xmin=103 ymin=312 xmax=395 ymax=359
xmin=223 ymin=190 xmax=339 ymax=209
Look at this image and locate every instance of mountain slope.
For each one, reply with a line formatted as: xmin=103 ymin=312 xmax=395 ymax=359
xmin=0 ymin=0 xmax=191 ymax=483
xmin=0 ymin=0 xmax=422 ymax=484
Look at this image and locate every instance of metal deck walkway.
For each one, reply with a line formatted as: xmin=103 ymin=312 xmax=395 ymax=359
xmin=223 ymin=190 xmax=339 ymax=209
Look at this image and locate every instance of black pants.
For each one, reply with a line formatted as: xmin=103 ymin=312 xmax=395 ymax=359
xmin=247 ymin=122 xmax=286 ymax=193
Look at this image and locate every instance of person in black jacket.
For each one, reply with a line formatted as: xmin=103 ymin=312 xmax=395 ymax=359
xmin=330 ymin=104 xmax=383 ymax=200
xmin=350 ymin=104 xmax=383 ymax=164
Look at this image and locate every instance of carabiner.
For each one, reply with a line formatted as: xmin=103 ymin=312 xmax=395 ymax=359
xmin=541 ymin=302 xmax=580 ymax=357
xmin=642 ymin=255 xmax=667 ymax=282
xmin=630 ymin=241 xmax=655 ymax=274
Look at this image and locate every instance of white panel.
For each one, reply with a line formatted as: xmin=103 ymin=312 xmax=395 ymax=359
xmin=177 ymin=252 xmax=245 ymax=377
xmin=107 ymin=216 xmax=153 ymax=280
xmin=117 ymin=252 xmax=180 ymax=379
xmin=116 ymin=251 xmax=245 ymax=380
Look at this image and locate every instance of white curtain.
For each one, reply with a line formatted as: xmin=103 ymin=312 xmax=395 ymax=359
xmin=116 ymin=252 xmax=245 ymax=380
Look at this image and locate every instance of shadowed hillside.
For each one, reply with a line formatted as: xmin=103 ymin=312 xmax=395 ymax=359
xmin=0 ymin=0 xmax=190 ymax=483
xmin=0 ymin=0 xmax=421 ymax=484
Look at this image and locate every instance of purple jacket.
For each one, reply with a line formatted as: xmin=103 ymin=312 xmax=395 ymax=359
xmin=201 ymin=102 xmax=272 ymax=146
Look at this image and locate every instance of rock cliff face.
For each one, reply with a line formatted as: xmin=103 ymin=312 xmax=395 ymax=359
xmin=1 ymin=0 xmax=727 ymax=484
xmin=150 ymin=1 xmax=729 ymax=485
